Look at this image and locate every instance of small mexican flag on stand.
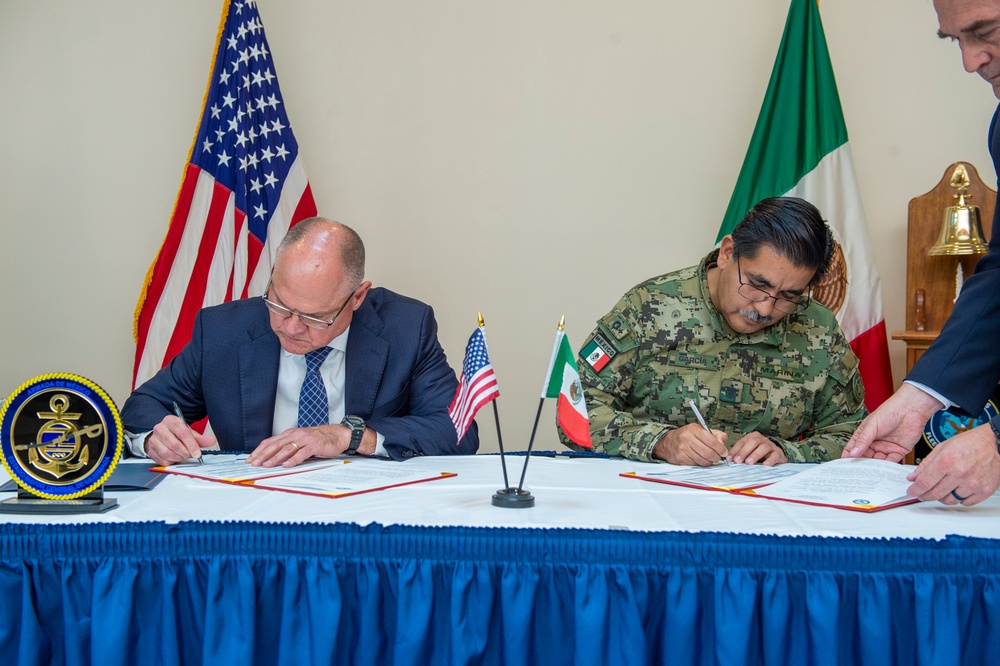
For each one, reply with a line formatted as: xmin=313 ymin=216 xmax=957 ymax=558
xmin=543 ymin=319 xmax=592 ymax=448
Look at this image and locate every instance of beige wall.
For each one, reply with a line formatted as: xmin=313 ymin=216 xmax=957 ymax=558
xmin=0 ymin=0 xmax=995 ymax=453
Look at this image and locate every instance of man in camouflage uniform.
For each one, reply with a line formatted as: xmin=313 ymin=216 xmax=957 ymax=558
xmin=561 ymin=197 xmax=867 ymax=465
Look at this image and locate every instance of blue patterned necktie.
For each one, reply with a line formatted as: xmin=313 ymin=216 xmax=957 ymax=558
xmin=297 ymin=347 xmax=333 ymax=428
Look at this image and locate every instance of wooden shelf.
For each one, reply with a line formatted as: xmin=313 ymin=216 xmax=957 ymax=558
xmin=890 ymin=330 xmax=940 ymax=373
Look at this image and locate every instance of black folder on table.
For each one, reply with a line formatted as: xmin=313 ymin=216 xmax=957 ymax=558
xmin=0 ymin=463 xmax=164 ymax=492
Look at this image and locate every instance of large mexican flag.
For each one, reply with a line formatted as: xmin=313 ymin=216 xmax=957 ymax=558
xmin=719 ymin=0 xmax=893 ymax=409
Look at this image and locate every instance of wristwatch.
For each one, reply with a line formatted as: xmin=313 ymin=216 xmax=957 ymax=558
xmin=342 ymin=415 xmax=366 ymax=455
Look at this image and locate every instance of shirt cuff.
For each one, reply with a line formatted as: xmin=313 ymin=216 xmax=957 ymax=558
xmin=902 ymin=380 xmax=952 ymax=410
xmin=126 ymin=431 xmax=151 ymax=458
xmin=373 ymin=431 xmax=387 ymax=457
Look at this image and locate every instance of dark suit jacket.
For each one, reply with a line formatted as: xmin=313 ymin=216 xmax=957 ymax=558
xmin=121 ymin=287 xmax=479 ymax=459
xmin=907 ymin=103 xmax=1000 ymax=414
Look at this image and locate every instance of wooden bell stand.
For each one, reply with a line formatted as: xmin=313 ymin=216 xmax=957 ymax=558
xmin=891 ymin=161 xmax=995 ymax=462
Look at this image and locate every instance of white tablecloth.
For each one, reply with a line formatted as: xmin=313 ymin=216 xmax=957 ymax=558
xmin=3 ymin=454 xmax=998 ymax=540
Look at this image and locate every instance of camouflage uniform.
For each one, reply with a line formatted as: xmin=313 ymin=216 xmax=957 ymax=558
xmin=562 ymin=251 xmax=867 ymax=462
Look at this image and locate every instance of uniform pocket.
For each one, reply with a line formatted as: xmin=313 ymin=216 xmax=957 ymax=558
xmin=757 ymin=367 xmax=815 ymax=439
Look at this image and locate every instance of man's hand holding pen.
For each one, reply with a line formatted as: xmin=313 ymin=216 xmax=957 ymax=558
xmin=653 ymin=398 xmax=729 ymax=466
xmin=143 ymin=403 xmax=215 ymax=466
xmin=651 ymin=399 xmax=789 ymax=467
xmin=652 ymin=423 xmax=729 ymax=466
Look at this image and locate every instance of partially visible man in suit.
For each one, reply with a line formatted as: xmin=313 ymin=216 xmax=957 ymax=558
xmin=845 ymin=0 xmax=1000 ymax=506
xmin=122 ymin=217 xmax=478 ymax=467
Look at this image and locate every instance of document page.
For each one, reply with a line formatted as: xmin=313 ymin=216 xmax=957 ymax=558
xmin=157 ymin=457 xmax=342 ymax=482
xmin=249 ymin=458 xmax=455 ymax=497
xmin=624 ymin=462 xmax=804 ymax=491
xmin=749 ymin=458 xmax=918 ymax=511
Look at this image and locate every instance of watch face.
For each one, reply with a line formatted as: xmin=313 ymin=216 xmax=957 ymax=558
xmin=922 ymin=397 xmax=1000 ymax=449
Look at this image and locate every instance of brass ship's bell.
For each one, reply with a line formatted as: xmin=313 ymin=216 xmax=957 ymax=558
xmin=928 ymin=164 xmax=990 ymax=256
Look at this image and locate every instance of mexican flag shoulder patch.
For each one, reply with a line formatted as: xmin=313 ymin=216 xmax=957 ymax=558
xmin=581 ymin=334 xmax=616 ymax=372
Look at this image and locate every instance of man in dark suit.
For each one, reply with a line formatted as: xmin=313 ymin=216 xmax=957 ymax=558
xmin=122 ymin=217 xmax=478 ymax=467
xmin=845 ymin=0 xmax=1000 ymax=506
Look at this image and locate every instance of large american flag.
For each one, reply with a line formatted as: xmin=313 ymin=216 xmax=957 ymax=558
xmin=448 ymin=326 xmax=500 ymax=440
xmin=132 ymin=0 xmax=316 ymax=388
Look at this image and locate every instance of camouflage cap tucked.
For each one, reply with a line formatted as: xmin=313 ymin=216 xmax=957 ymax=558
xmin=560 ymin=252 xmax=867 ymax=462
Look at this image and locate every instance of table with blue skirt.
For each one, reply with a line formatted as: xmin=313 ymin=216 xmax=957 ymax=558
xmin=1 ymin=454 xmax=997 ymax=665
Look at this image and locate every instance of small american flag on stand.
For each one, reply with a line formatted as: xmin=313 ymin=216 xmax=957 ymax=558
xmin=448 ymin=322 xmax=500 ymax=440
xmin=132 ymin=0 xmax=316 ymax=388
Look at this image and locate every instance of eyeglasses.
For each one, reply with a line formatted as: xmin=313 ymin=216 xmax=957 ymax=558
xmin=736 ymin=258 xmax=810 ymax=314
xmin=262 ymin=278 xmax=352 ymax=329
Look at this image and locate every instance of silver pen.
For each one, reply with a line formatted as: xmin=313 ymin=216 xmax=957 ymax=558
xmin=688 ymin=399 xmax=729 ymax=465
xmin=687 ymin=399 xmax=711 ymax=433
xmin=172 ymin=401 xmax=204 ymax=465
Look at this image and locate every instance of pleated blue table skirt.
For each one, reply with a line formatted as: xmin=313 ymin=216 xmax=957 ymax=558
xmin=0 ymin=521 xmax=996 ymax=666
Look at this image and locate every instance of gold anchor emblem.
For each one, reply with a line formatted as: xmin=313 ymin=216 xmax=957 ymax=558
xmin=27 ymin=394 xmax=100 ymax=479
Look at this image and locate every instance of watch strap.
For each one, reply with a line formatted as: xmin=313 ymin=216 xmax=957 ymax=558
xmin=343 ymin=415 xmax=365 ymax=455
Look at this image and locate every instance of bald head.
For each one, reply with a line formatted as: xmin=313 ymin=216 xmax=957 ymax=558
xmin=266 ymin=218 xmax=372 ymax=354
xmin=275 ymin=217 xmax=366 ymax=291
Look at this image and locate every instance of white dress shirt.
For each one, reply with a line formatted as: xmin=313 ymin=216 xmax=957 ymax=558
xmin=128 ymin=324 xmax=386 ymax=457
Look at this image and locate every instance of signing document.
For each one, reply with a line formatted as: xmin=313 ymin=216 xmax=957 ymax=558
xmin=156 ymin=456 xmax=455 ymax=499
xmin=623 ymin=462 xmax=805 ymax=493
xmin=157 ymin=456 xmax=340 ymax=483
xmin=748 ymin=458 xmax=918 ymax=512
xmin=625 ymin=458 xmax=920 ymax=512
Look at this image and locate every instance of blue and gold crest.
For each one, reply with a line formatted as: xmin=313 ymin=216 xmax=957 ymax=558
xmin=0 ymin=373 xmax=122 ymax=500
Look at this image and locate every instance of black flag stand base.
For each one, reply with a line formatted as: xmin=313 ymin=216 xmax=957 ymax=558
xmin=492 ymin=487 xmax=534 ymax=508
xmin=491 ymin=397 xmax=546 ymax=509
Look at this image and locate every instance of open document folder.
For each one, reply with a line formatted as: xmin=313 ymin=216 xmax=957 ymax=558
xmin=155 ymin=456 xmax=456 ymax=499
xmin=624 ymin=458 xmax=920 ymax=513
xmin=622 ymin=462 xmax=803 ymax=492
xmin=744 ymin=458 xmax=919 ymax=512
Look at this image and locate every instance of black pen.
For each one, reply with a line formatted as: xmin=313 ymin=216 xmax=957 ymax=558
xmin=172 ymin=401 xmax=203 ymax=465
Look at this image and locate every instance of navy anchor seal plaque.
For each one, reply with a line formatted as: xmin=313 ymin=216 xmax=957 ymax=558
xmin=0 ymin=373 xmax=122 ymax=513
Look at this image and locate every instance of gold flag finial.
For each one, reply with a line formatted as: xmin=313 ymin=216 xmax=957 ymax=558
xmin=557 ymin=315 xmax=565 ymax=331
xmin=478 ymin=311 xmax=485 ymax=327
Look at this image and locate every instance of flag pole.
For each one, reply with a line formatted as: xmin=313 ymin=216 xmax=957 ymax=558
xmin=493 ymin=314 xmax=566 ymax=508
xmin=481 ymin=312 xmax=511 ymax=491
xmin=492 ymin=401 xmax=510 ymax=490
xmin=491 ymin=397 xmax=536 ymax=506
xmin=516 ymin=397 xmax=546 ymax=492
xmin=516 ymin=316 xmax=563 ymax=491
xmin=493 ymin=315 xmax=565 ymax=510
xmin=491 ymin=387 xmax=535 ymax=506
